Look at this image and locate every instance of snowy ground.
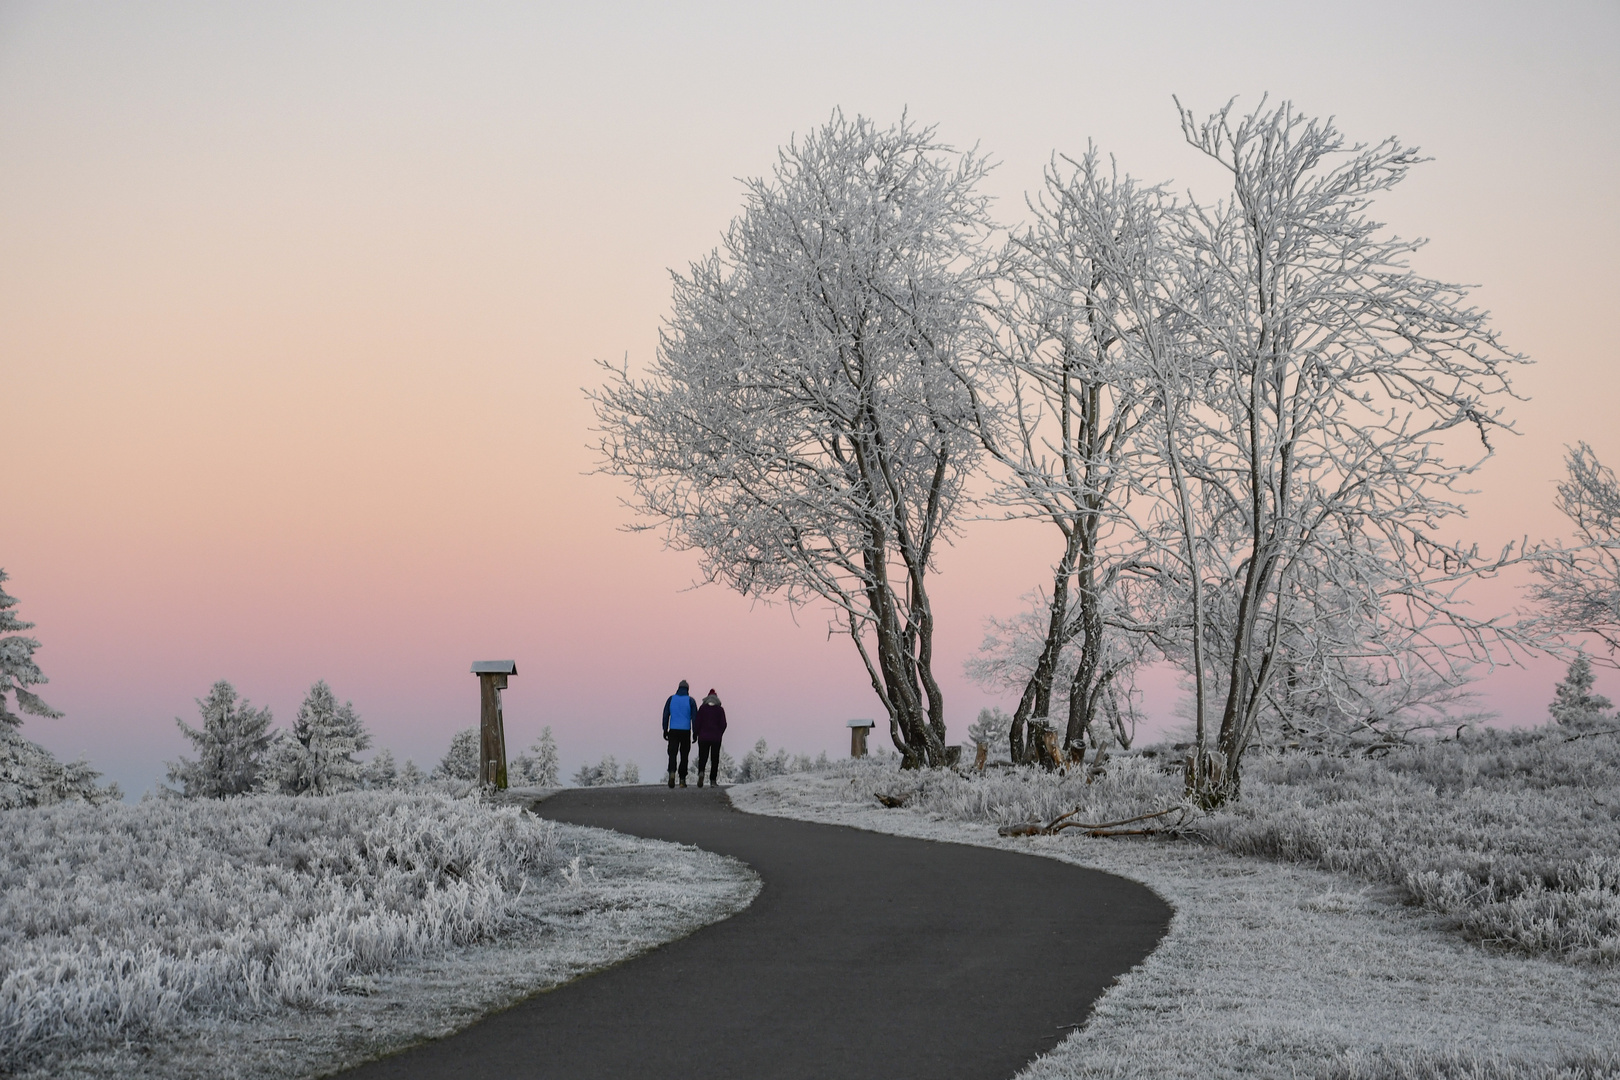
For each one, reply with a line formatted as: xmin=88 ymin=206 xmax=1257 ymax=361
xmin=732 ymin=772 xmax=1620 ymax=1080
xmin=9 ymin=794 xmax=758 ymax=1080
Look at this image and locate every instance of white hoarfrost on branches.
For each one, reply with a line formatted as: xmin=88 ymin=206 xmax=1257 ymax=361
xmin=970 ymin=150 xmax=1163 ymax=765
xmin=1530 ymin=442 xmax=1620 ymax=656
xmin=592 ymin=111 xmax=994 ymax=769
xmin=1131 ymin=99 xmax=1530 ymax=805
xmin=165 ymin=681 xmax=274 ymax=798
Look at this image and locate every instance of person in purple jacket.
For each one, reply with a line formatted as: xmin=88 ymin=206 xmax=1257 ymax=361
xmin=662 ymin=680 xmax=696 ymax=788
xmin=693 ymin=689 xmax=728 ymax=788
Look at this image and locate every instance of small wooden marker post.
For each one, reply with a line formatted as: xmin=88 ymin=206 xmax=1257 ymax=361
xmin=848 ymin=718 xmax=875 ymax=758
xmin=471 ymin=660 xmax=516 ymax=790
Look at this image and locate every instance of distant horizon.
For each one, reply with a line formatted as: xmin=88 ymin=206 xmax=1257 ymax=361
xmin=3 ymin=1 xmax=1616 ymax=798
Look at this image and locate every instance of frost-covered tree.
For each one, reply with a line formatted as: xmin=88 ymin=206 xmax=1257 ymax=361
xmin=966 ymin=707 xmax=1012 ymax=755
xmin=572 ymin=754 xmax=639 ymax=787
xmin=277 ymin=681 xmax=371 ymax=795
xmin=0 ymin=735 xmax=120 ymax=810
xmin=734 ymin=739 xmax=822 ymax=783
xmin=0 ymin=568 xmax=59 ymax=730
xmin=437 ymin=727 xmax=480 ymax=781
xmin=1549 ymin=654 xmax=1612 ymax=727
xmin=365 ymin=747 xmax=398 ymax=789
xmin=166 ymin=681 xmax=274 ymax=798
xmin=398 ymin=758 xmax=427 ymax=788
xmin=0 ymin=570 xmax=119 ymax=807
xmin=511 ymin=727 xmax=560 ymax=787
xmin=1138 ymin=99 xmax=1527 ymax=807
xmin=972 ymin=150 xmax=1162 ymax=764
xmin=593 ymin=112 xmax=993 ymax=769
xmin=1530 ymin=443 xmax=1620 ymax=655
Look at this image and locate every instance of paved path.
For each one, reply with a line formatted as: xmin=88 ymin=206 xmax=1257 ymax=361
xmin=340 ymin=785 xmax=1171 ymax=1080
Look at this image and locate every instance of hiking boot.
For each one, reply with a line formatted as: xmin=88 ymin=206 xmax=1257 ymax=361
xmin=679 ymin=776 xmax=687 ymax=788
xmin=696 ymin=775 xmax=704 ymax=788
xmin=667 ymin=772 xmax=675 ymax=788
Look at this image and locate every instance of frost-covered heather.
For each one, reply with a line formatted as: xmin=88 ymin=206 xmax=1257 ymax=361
xmin=22 ymin=819 xmax=761 ymax=1080
xmin=818 ymin=730 xmax=1620 ymax=964
xmin=0 ymin=791 xmax=562 ymax=1070
xmin=734 ymin=772 xmax=1620 ymax=1080
xmin=829 ymin=752 xmax=1174 ymax=829
xmin=1207 ymin=728 xmax=1620 ymax=963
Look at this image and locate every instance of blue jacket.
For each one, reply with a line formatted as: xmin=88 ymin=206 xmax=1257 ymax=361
xmin=662 ymin=692 xmax=695 ymax=735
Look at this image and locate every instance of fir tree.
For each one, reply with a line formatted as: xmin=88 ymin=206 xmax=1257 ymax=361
xmin=1549 ymin=654 xmax=1613 ymax=727
xmin=512 ymin=727 xmax=561 ymax=787
xmin=166 ymin=681 xmax=273 ymax=797
xmin=398 ymin=759 xmax=427 ymax=787
xmin=280 ymin=680 xmax=371 ymax=794
xmin=437 ymin=727 xmax=480 ymax=780
xmin=365 ymin=747 xmax=398 ymax=789
xmin=0 ymin=568 xmax=60 ymax=730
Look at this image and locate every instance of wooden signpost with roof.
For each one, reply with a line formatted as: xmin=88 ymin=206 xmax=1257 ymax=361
xmin=472 ymin=660 xmax=516 ymax=790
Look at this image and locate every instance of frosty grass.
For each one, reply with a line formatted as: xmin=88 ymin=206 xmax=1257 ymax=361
xmin=2 ymin=789 xmax=759 ymax=1079
xmin=731 ymin=757 xmax=1620 ymax=1080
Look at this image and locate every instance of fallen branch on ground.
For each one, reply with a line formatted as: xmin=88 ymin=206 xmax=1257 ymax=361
xmin=875 ymin=792 xmax=910 ymax=808
xmin=997 ymin=805 xmax=1193 ymax=838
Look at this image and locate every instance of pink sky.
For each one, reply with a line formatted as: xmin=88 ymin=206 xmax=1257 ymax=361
xmin=2 ymin=2 xmax=1617 ymax=795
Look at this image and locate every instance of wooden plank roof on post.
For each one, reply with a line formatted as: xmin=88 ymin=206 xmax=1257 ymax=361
xmin=847 ymin=718 xmax=875 ymax=759
xmin=472 ymin=661 xmax=516 ymax=790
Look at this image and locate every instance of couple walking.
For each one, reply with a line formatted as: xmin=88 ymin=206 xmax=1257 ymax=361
xmin=661 ymin=680 xmax=726 ymax=788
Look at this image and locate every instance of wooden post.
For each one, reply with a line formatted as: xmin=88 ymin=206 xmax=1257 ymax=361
xmin=973 ymin=742 xmax=988 ymax=773
xmin=472 ymin=661 xmax=516 ymax=790
xmin=848 ymin=719 xmax=874 ymax=758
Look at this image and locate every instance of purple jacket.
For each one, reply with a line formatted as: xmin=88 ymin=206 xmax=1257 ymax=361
xmin=693 ymin=696 xmax=727 ymax=742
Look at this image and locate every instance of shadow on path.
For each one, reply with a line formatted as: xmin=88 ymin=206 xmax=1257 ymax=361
xmin=338 ymin=785 xmax=1170 ymax=1080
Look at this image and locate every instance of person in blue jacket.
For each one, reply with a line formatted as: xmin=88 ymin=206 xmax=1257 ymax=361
xmin=662 ymin=679 xmax=696 ymax=788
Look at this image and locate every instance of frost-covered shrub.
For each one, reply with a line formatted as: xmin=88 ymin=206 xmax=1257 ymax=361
xmin=823 ymin=752 xmax=1178 ymax=828
xmin=0 ymin=791 xmax=560 ymax=1069
xmin=165 ymin=681 xmax=274 ymax=797
xmin=733 ymin=739 xmax=828 ymax=784
xmin=573 ymin=754 xmax=639 ymax=786
xmin=437 ymin=727 xmax=480 ymax=780
xmin=512 ymin=727 xmax=561 ymax=787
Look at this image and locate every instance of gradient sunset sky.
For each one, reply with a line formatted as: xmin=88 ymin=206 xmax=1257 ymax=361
xmin=3 ymin=1 xmax=1617 ymax=796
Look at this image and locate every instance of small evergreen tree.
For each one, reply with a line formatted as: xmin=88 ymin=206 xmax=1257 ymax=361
xmin=1549 ymin=654 xmax=1613 ymax=727
xmin=572 ymin=753 xmax=638 ymax=786
xmin=437 ymin=727 xmax=480 ymax=780
xmin=0 ymin=568 xmax=59 ymax=730
xmin=512 ymin=727 xmax=561 ymax=787
xmin=365 ymin=747 xmax=398 ymax=788
xmin=398 ymin=759 xmax=427 ymax=787
xmin=166 ymin=681 xmax=273 ymax=797
xmin=967 ymin=707 xmax=1012 ymax=753
xmin=279 ymin=680 xmax=371 ymax=795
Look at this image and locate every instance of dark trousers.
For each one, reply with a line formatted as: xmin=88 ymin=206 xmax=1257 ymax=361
xmin=696 ymin=738 xmax=722 ymax=783
xmin=666 ymin=730 xmax=691 ymax=778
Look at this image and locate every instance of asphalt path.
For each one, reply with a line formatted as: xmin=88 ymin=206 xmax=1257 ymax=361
xmin=339 ymin=785 xmax=1171 ymax=1080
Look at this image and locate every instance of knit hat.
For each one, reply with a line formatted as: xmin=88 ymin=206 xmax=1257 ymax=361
xmin=707 ymin=688 xmax=717 ymax=696
xmin=678 ymin=679 xmax=689 ymax=692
